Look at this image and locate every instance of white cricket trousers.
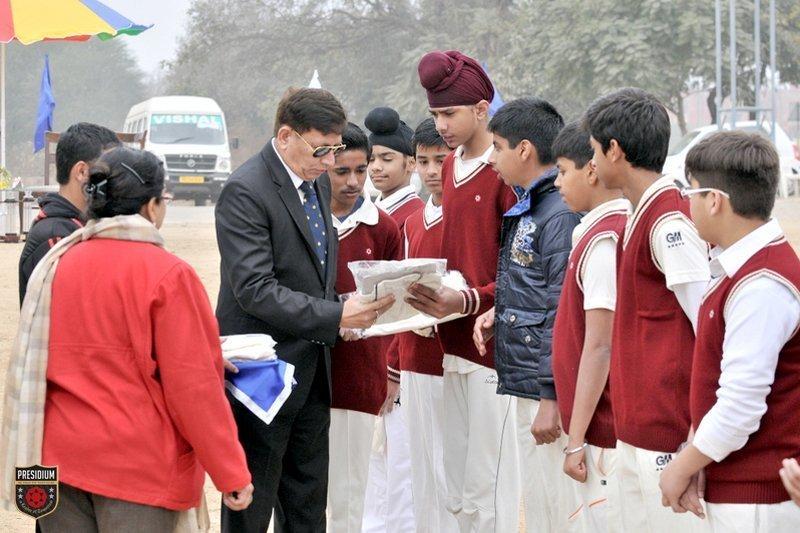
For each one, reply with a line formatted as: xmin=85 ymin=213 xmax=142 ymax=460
xmin=442 ymin=361 xmax=520 ymax=533
xmin=614 ymin=440 xmax=710 ymax=533
xmin=562 ymin=442 xmax=621 ymax=533
xmin=327 ymin=408 xmax=377 ymax=533
xmin=515 ymin=397 xmax=570 ymax=533
xmin=403 ymin=371 xmax=459 ymax=533
xmin=706 ymin=500 xmax=800 ymax=533
xmin=361 ymin=385 xmax=415 ymax=533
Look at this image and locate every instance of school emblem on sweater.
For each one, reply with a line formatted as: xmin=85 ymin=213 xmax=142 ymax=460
xmin=14 ymin=465 xmax=58 ymax=518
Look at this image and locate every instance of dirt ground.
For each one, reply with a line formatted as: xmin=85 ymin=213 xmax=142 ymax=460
xmin=0 ymin=199 xmax=799 ymax=531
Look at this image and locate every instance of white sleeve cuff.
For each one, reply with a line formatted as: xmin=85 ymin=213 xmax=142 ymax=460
xmin=692 ymin=418 xmax=738 ymax=463
xmin=583 ymin=297 xmax=617 ymax=311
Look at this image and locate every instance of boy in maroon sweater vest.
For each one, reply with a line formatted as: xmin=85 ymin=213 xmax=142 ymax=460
xmin=584 ymin=88 xmax=711 ymax=533
xmin=408 ymin=50 xmax=519 ymax=532
xmin=361 ymin=107 xmax=418 ymax=532
xmin=660 ymin=131 xmax=800 ymax=531
xmin=326 ymin=124 xmax=403 ymax=533
xmin=386 ymin=118 xmax=458 ymax=532
xmin=551 ymin=122 xmax=629 ymax=532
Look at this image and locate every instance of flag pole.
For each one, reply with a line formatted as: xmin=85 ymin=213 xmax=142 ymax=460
xmin=1 ymin=42 xmax=6 ymax=169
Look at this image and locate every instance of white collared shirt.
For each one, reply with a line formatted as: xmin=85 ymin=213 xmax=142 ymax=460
xmin=272 ymin=138 xmax=306 ymax=202
xmin=454 ymin=143 xmax=493 ymax=185
xmin=423 ymin=195 xmax=443 ymax=227
xmin=332 ymin=194 xmax=380 ymax=236
xmin=573 ymin=198 xmax=631 ymax=311
xmin=375 ymin=185 xmax=417 ymax=213
xmin=693 ymin=219 xmax=800 ymax=462
xmin=403 ymin=195 xmax=443 ymax=258
xmin=627 ymin=176 xmax=710 ymax=330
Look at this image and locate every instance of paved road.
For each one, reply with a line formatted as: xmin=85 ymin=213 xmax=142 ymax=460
xmin=164 ymin=203 xmax=216 ymax=225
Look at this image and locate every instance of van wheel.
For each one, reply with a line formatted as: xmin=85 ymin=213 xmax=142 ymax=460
xmin=194 ymin=196 xmax=206 ymax=207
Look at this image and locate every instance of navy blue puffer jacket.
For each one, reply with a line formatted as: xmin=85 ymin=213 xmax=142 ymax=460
xmin=494 ymin=170 xmax=581 ymax=400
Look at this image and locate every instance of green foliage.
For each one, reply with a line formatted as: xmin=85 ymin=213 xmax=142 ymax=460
xmin=164 ymin=0 xmax=800 ymax=156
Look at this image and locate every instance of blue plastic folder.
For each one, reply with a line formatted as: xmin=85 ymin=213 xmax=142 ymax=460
xmin=225 ymin=359 xmax=296 ymax=425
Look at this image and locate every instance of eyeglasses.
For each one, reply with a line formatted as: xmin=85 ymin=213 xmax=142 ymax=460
xmin=293 ymin=130 xmax=346 ymax=158
xmin=161 ymin=191 xmax=174 ymax=205
xmin=680 ymin=187 xmax=730 ymax=199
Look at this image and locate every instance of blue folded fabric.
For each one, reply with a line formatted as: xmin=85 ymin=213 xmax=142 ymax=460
xmin=225 ymin=359 xmax=296 ymax=425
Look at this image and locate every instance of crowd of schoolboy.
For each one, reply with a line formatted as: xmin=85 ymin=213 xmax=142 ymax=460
xmin=19 ymin=47 xmax=800 ymax=533
xmin=323 ymin=50 xmax=800 ymax=533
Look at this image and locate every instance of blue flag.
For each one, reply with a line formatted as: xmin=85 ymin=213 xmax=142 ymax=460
xmin=482 ymin=62 xmax=505 ymax=117
xmin=225 ymin=359 xmax=296 ymax=425
xmin=33 ymin=55 xmax=55 ymax=153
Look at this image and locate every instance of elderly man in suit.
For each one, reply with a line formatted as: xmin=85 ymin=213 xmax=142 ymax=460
xmin=216 ymin=88 xmax=394 ymax=533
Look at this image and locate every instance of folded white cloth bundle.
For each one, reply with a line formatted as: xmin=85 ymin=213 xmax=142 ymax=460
xmin=221 ymin=333 xmax=277 ymax=361
xmin=362 ymin=270 xmax=468 ymax=337
xmin=346 ymin=259 xmax=468 ymax=337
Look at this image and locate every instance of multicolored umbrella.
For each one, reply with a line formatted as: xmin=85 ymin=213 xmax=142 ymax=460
xmin=0 ymin=0 xmax=152 ymax=166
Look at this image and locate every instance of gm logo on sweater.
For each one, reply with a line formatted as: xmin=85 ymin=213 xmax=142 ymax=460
xmin=654 ymin=453 xmax=674 ymax=471
xmin=665 ymin=231 xmax=684 ymax=249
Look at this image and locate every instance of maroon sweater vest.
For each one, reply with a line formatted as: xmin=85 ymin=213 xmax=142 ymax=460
xmin=437 ymin=152 xmax=516 ymax=366
xmin=331 ymin=210 xmax=402 ymax=415
xmin=691 ymin=238 xmax=800 ymax=504
xmin=611 ymin=186 xmax=696 ymax=451
xmin=383 ymin=193 xmax=424 ymax=235
xmin=381 ymin=195 xmax=423 ymax=381
xmin=553 ymin=208 xmax=627 ymax=449
xmin=394 ymin=205 xmax=446 ymax=376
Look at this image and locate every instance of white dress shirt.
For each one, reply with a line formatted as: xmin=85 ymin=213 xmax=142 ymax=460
xmin=332 ymin=194 xmax=380 ymax=236
xmin=272 ymin=138 xmax=306 ymax=202
xmin=423 ymin=195 xmax=443 ymax=225
xmin=692 ymin=219 xmax=800 ymax=462
xmin=453 ymin=143 xmax=493 ymax=185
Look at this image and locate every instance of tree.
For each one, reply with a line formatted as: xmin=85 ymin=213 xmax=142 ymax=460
xmin=164 ymin=0 xmax=800 ymax=156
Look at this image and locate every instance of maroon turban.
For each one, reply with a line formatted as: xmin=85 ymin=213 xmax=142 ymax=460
xmin=418 ymin=50 xmax=494 ymax=108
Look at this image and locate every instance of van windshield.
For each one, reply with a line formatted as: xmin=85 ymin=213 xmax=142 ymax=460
xmin=149 ymin=114 xmax=226 ymax=145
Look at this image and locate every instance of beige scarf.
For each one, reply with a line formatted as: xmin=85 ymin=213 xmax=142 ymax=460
xmin=0 ymin=214 xmax=208 ymax=531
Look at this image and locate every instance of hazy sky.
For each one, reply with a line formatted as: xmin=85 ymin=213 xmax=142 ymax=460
xmin=102 ymin=0 xmax=192 ymax=74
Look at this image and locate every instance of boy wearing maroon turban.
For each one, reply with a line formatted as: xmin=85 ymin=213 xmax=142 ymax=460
xmin=407 ymin=50 xmax=520 ymax=533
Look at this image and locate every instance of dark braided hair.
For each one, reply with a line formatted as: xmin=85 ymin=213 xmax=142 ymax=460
xmin=86 ymin=147 xmax=165 ymax=220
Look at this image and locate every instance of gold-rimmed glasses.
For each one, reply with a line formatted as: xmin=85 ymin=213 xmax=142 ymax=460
xmin=293 ymin=130 xmax=346 ymax=158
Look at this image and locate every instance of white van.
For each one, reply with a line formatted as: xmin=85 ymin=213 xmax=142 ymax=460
xmin=123 ymin=96 xmax=237 ymax=205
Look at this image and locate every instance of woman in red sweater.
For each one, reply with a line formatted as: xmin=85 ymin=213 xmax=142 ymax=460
xmin=36 ymin=147 xmax=252 ymax=532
